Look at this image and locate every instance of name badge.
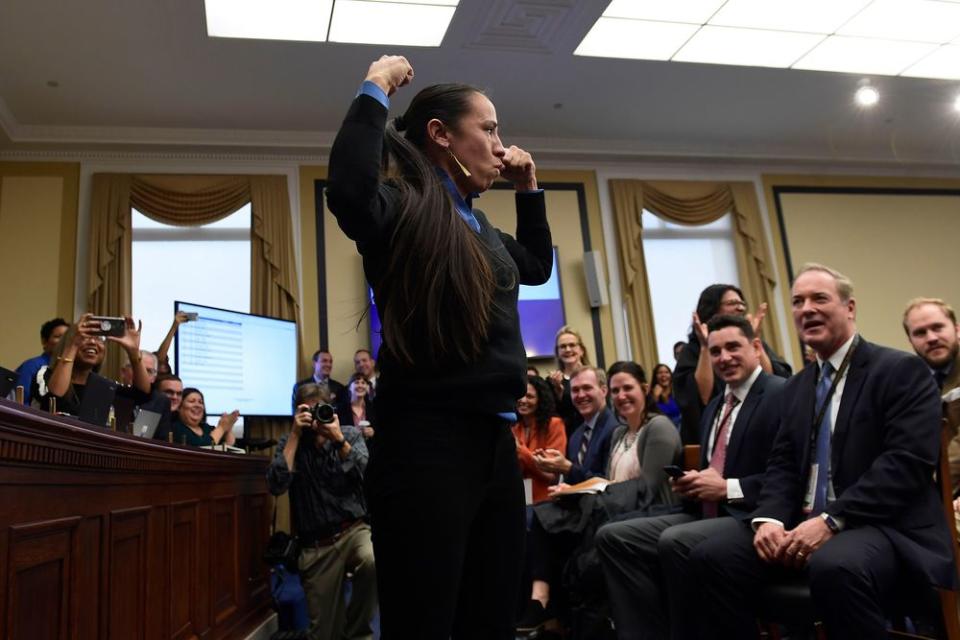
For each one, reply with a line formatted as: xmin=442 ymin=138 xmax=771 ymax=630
xmin=803 ymin=463 xmax=819 ymax=514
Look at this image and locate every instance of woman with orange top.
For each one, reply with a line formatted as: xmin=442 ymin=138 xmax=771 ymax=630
xmin=512 ymin=376 xmax=567 ymax=504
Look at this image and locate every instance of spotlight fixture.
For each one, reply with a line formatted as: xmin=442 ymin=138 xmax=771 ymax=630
xmin=954 ymin=94 xmax=960 ymax=113
xmin=855 ymin=85 xmax=879 ymax=107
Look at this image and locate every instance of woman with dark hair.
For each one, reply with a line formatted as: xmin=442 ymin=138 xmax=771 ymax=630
xmin=36 ymin=313 xmax=151 ymax=420
xmin=673 ymin=284 xmax=791 ymax=443
xmin=512 ymin=376 xmax=567 ymax=504
xmin=517 ymin=361 xmax=681 ymax=633
xmin=650 ymin=363 xmax=681 ymax=428
xmin=171 ymin=388 xmax=238 ymax=447
xmin=337 ymin=372 xmax=377 ymax=439
xmin=326 ymin=55 xmax=553 ymax=639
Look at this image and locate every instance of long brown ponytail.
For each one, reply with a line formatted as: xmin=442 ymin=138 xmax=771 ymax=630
xmin=376 ymin=84 xmax=500 ymax=368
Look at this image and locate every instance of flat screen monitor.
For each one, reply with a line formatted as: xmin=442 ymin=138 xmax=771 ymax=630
xmin=174 ymin=301 xmax=297 ymax=418
xmin=368 ymin=246 xmax=565 ymax=359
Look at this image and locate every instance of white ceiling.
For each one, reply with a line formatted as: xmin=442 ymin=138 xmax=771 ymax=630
xmin=2 ymin=0 xmax=960 ymax=168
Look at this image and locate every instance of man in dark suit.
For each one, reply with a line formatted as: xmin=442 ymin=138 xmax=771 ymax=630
xmin=292 ymin=349 xmax=346 ymax=413
xmin=532 ymin=365 xmax=615 ymax=485
xmin=596 ymin=314 xmax=784 ymax=640
xmin=689 ymin=263 xmax=956 ymax=639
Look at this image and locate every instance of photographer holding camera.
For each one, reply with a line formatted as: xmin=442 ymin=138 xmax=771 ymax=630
xmin=267 ymin=383 xmax=376 ymax=640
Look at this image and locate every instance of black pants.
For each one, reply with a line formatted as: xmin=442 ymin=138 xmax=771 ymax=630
xmin=365 ymin=414 xmax=525 ymax=640
xmin=690 ymin=520 xmax=899 ymax=639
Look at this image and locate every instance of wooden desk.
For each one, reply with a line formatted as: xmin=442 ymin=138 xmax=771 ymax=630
xmin=0 ymin=400 xmax=272 ymax=640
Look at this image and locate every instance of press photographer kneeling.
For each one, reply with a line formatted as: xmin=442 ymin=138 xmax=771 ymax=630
xmin=267 ymin=383 xmax=376 ymax=640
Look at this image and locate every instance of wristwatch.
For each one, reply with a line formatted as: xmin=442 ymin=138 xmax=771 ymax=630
xmin=820 ymin=512 xmax=841 ymax=533
xmin=332 ymin=437 xmax=347 ymax=450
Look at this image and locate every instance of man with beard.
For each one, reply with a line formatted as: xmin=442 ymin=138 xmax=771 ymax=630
xmin=903 ymin=298 xmax=960 ymax=498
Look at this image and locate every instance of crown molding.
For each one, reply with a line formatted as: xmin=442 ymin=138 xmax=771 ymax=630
xmin=1 ymin=114 xmax=959 ymax=173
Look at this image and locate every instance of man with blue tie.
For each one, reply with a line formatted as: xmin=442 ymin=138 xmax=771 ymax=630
xmin=595 ymin=314 xmax=784 ymax=640
xmin=689 ymin=263 xmax=956 ymax=639
xmin=532 ymin=365 xmax=615 ymax=485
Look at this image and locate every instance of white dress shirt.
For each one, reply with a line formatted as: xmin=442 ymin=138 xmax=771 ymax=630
xmin=707 ymin=365 xmax=762 ymax=501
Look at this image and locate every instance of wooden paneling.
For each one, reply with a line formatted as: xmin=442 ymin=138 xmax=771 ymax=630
xmin=239 ymin=494 xmax=270 ymax=607
xmin=0 ymin=400 xmax=271 ymax=640
xmin=6 ymin=517 xmax=80 ymax=640
xmin=210 ymin=497 xmax=238 ymax=628
xmin=108 ymin=508 xmax=150 ymax=640
xmin=170 ymin=501 xmax=200 ymax=640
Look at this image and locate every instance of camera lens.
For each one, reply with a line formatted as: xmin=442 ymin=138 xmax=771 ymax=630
xmin=311 ymin=403 xmax=335 ymax=424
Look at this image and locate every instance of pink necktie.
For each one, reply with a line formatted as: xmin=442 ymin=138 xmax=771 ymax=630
xmin=704 ymin=392 xmax=739 ymax=518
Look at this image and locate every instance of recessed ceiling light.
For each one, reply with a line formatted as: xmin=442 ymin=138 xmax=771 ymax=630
xmin=328 ymin=0 xmax=457 ymax=46
xmin=708 ymin=0 xmax=870 ymax=34
xmin=837 ymin=0 xmax=960 ymax=44
xmin=794 ymin=35 xmax=938 ymax=75
xmin=902 ymin=45 xmax=960 ymax=79
xmin=601 ymin=0 xmax=725 ymax=24
xmin=855 ymin=85 xmax=880 ymax=106
xmin=674 ymin=26 xmax=824 ymax=68
xmin=574 ymin=18 xmax=699 ymax=60
xmin=205 ymin=0 xmax=333 ymax=41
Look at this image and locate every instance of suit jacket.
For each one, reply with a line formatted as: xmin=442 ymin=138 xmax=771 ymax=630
xmin=565 ymin=408 xmax=616 ymax=485
xmin=674 ymin=337 xmax=792 ymax=445
xmin=697 ymin=371 xmax=785 ymax=518
xmin=939 ymin=349 xmax=960 ymax=493
xmin=753 ymin=338 xmax=956 ymax=588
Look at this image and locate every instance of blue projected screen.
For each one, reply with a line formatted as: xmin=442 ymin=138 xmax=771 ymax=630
xmin=368 ymin=247 xmax=565 ymax=359
xmin=174 ymin=301 xmax=297 ymax=418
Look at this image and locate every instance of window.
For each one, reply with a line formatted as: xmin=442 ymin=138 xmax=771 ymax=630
xmin=132 ymin=205 xmax=251 ymax=371
xmin=641 ymin=210 xmax=740 ymax=365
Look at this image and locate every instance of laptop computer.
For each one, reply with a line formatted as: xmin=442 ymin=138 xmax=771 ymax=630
xmin=131 ymin=409 xmax=162 ymax=438
xmin=0 ymin=366 xmax=17 ymax=399
xmin=77 ymin=373 xmax=118 ymax=427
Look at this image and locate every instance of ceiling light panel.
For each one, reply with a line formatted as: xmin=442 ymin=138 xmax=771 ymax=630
xmin=362 ymin=0 xmax=457 ymax=3
xmin=601 ymin=0 xmax=726 ymax=24
xmin=205 ymin=0 xmax=333 ymax=41
xmin=902 ymin=44 xmax=960 ymax=79
xmin=574 ymin=18 xmax=699 ymax=60
xmin=328 ymin=0 xmax=457 ymax=46
xmin=837 ymin=0 xmax=960 ymax=43
xmin=794 ymin=35 xmax=939 ymax=74
xmin=708 ymin=0 xmax=871 ymax=34
xmin=674 ymin=26 xmax=825 ymax=68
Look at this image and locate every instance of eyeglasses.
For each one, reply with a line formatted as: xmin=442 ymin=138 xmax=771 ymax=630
xmin=721 ymin=299 xmax=747 ymax=309
xmin=558 ymin=342 xmax=580 ymax=351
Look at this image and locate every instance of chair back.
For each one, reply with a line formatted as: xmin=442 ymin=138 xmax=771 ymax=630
xmin=683 ymin=444 xmax=701 ymax=471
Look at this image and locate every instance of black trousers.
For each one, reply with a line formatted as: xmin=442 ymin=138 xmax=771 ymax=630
xmin=690 ymin=520 xmax=899 ymax=639
xmin=365 ymin=413 xmax=525 ymax=640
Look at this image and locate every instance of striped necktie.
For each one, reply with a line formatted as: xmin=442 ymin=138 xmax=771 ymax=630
xmin=577 ymin=423 xmax=593 ymax=466
xmin=808 ymin=362 xmax=834 ymax=516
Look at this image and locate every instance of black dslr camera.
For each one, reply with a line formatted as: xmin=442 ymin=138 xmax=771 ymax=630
xmin=310 ymin=403 xmax=336 ymax=424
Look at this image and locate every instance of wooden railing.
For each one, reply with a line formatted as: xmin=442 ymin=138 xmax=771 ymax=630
xmin=0 ymin=399 xmax=272 ymax=640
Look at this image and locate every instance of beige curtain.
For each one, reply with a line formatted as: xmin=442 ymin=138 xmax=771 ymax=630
xmin=609 ymin=180 xmax=660 ymax=373
xmin=609 ymin=179 xmax=783 ymax=369
xmin=89 ymin=171 xmax=300 ymax=529
xmin=132 ymin=174 xmax=249 ymax=226
xmin=88 ymin=174 xmax=135 ymax=379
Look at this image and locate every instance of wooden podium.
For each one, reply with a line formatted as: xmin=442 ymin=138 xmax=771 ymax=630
xmin=0 ymin=400 xmax=272 ymax=640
